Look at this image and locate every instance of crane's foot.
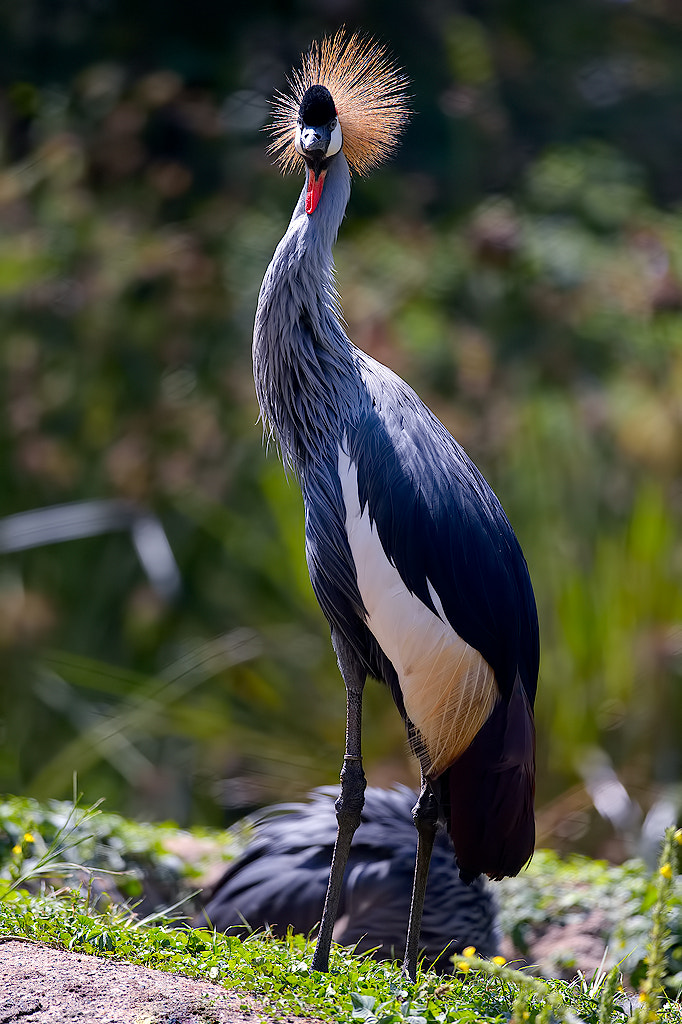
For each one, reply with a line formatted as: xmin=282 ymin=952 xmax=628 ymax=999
xmin=402 ymin=783 xmax=439 ymax=983
xmin=402 ymin=960 xmax=417 ymax=984
xmin=311 ymin=939 xmax=331 ymax=973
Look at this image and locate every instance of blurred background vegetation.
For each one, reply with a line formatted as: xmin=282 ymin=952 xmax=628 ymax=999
xmin=1 ymin=0 xmax=681 ymax=859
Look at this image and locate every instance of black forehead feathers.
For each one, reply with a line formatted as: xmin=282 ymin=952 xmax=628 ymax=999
xmin=298 ymin=85 xmax=336 ymax=126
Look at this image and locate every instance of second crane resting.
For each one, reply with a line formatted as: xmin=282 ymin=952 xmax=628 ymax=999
xmin=252 ymin=31 xmax=539 ymax=982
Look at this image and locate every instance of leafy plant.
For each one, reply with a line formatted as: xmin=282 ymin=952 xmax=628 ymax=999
xmin=2 ymin=796 xmax=682 ymax=1022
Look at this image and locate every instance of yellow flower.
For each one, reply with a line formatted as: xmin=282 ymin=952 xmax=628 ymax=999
xmin=659 ymin=862 xmax=673 ymax=880
xmin=456 ymin=961 xmax=470 ymax=974
xmin=492 ymin=956 xmax=507 ymax=966
xmin=23 ymin=833 xmax=34 ymax=844
xmin=11 ymin=844 xmax=21 ymax=856
xmin=674 ymin=828 xmax=682 ymax=846
xmin=462 ymin=945 xmax=476 ymax=958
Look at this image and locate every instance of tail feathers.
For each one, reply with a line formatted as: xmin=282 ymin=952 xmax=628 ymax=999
xmin=444 ymin=674 xmax=535 ymax=883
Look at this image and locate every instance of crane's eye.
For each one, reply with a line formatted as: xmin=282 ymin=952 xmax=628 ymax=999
xmin=329 ymin=118 xmax=337 ymax=130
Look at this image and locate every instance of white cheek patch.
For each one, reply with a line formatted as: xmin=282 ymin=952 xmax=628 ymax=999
xmin=327 ymin=120 xmax=343 ymax=157
xmin=338 ymin=445 xmax=499 ymax=777
xmin=294 ymin=122 xmax=342 ymax=158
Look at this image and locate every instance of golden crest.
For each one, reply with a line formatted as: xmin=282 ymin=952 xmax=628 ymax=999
xmin=268 ymin=30 xmax=411 ymax=177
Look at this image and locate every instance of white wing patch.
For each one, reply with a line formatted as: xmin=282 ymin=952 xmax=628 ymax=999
xmin=338 ymin=444 xmax=499 ymax=777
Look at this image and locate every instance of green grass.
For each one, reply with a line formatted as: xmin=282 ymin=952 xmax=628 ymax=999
xmin=0 ymin=794 xmax=681 ymax=1024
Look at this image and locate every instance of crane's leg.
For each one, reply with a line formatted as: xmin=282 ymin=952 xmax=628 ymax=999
xmin=403 ymin=775 xmax=438 ymax=982
xmin=311 ymin=631 xmax=366 ymax=973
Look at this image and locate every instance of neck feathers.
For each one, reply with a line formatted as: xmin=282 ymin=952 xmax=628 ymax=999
xmin=253 ymin=154 xmax=361 ymax=473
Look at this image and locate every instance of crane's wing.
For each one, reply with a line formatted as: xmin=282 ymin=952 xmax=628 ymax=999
xmin=347 ymin=356 xmax=538 ymax=706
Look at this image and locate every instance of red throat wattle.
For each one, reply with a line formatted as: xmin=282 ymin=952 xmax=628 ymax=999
xmin=305 ymin=168 xmax=327 ymax=214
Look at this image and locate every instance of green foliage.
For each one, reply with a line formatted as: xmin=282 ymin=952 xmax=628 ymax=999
xmin=1 ymin=827 xmax=682 ymax=1024
xmin=497 ymin=848 xmax=682 ymax=992
xmin=2 ymin=792 xmax=682 ymax=1012
xmin=629 ymin=829 xmax=682 ymax=1023
xmin=0 ymin=790 xmax=237 ymax=919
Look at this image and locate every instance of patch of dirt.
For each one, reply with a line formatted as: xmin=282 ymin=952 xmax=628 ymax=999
xmin=0 ymin=921 xmax=616 ymax=1023
xmin=0 ymin=940 xmax=314 ymax=1024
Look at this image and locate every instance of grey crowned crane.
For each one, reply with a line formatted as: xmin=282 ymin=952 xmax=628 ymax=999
xmin=252 ymin=31 xmax=539 ymax=980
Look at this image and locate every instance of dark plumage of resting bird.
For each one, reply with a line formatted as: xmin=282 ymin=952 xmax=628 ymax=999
xmin=199 ymin=786 xmax=502 ymax=971
xmin=252 ymin=31 xmax=539 ymax=979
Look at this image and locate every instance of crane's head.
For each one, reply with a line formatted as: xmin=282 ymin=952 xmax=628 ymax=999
xmin=268 ymin=31 xmax=410 ymax=215
xmin=294 ymin=84 xmax=343 ymax=214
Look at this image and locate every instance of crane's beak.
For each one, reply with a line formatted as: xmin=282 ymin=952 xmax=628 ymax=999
xmin=305 ymin=166 xmax=327 ymax=215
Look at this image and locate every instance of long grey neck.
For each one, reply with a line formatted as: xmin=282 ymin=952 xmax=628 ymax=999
xmin=253 ymin=152 xmax=364 ymax=473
